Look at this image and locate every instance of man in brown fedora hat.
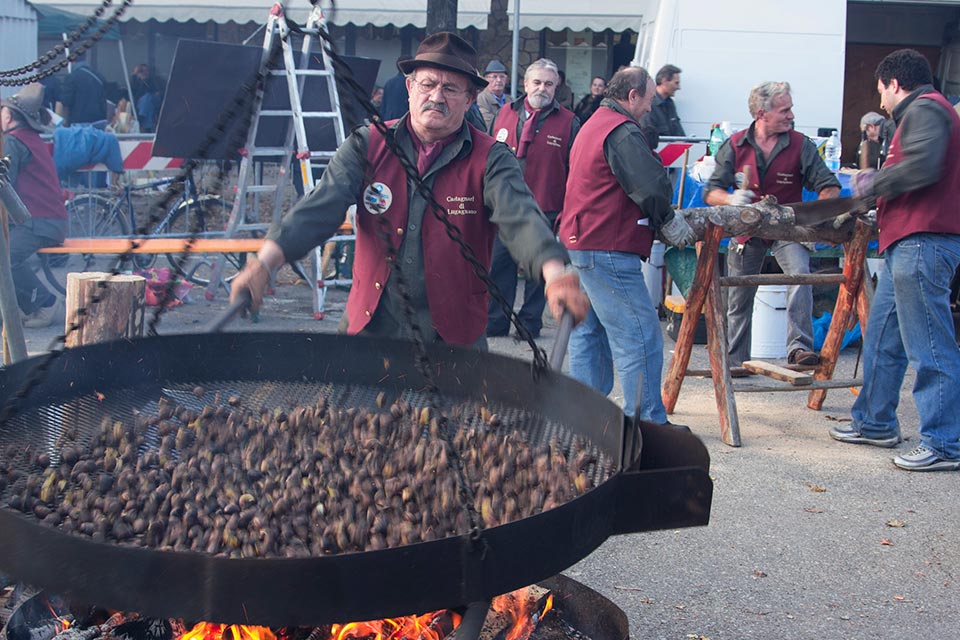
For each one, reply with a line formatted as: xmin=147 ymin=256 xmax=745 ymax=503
xmin=232 ymin=32 xmax=589 ymax=347
xmin=1 ymin=83 xmax=68 ymax=328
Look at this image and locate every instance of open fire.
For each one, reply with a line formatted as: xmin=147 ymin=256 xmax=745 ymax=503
xmin=2 ymin=588 xmax=558 ymax=640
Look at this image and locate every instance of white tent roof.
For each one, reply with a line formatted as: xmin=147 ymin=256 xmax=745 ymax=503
xmin=506 ymin=0 xmax=651 ymax=31
xmin=27 ymin=0 xmax=492 ymax=28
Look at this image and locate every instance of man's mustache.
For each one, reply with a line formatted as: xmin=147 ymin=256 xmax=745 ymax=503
xmin=421 ymin=101 xmax=450 ymax=115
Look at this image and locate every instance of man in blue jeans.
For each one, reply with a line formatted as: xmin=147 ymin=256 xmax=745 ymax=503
xmin=830 ymin=49 xmax=960 ymax=472
xmin=557 ymin=67 xmax=695 ymax=421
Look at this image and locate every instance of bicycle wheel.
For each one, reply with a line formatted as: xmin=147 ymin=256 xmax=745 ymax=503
xmin=65 ymin=194 xmax=130 ymax=238
xmin=162 ymin=196 xmax=249 ymax=287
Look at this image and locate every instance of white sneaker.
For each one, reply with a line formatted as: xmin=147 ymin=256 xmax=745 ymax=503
xmin=22 ymin=299 xmax=61 ymax=329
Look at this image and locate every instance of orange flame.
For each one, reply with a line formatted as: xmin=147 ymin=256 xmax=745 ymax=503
xmin=44 ymin=598 xmax=70 ymax=634
xmin=182 ymin=623 xmax=277 ymax=640
xmin=491 ymin=589 xmax=553 ymax=640
xmin=330 ymin=610 xmax=461 ymax=640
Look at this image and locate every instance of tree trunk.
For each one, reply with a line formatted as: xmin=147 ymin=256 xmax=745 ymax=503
xmin=65 ymin=273 xmax=146 ymax=348
xmin=673 ymin=198 xmax=868 ymax=245
xmin=426 ymin=0 xmax=458 ymax=35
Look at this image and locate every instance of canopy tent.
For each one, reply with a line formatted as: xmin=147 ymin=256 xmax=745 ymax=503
xmin=27 ymin=0 xmax=493 ymax=28
xmin=35 ymin=4 xmax=121 ymax=39
xmin=505 ymin=0 xmax=653 ymax=31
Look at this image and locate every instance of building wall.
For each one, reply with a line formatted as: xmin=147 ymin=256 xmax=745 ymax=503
xmin=0 ymin=0 xmax=38 ymax=99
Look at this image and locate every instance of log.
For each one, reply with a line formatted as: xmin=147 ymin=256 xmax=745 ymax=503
xmin=719 ymin=273 xmax=848 ymax=287
xmin=704 ymin=249 xmax=740 ymax=446
xmin=64 ymin=273 xmax=145 ymax=348
xmin=673 ymin=197 xmax=869 ymax=245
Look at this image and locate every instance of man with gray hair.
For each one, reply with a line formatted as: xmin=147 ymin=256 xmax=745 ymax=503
xmin=858 ymin=110 xmax=895 ymax=169
xmin=487 ymin=58 xmax=580 ymax=338
xmin=705 ymin=81 xmax=840 ymax=367
xmin=558 ymin=66 xmax=696 ymax=422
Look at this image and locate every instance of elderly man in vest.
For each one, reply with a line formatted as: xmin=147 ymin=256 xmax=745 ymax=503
xmin=558 ymin=66 xmax=696 ymax=422
xmin=0 ymin=83 xmax=68 ymax=328
xmin=705 ymin=81 xmax=840 ymax=368
xmin=232 ymin=33 xmax=589 ymax=347
xmin=486 ymin=58 xmax=579 ymax=339
xmin=830 ymin=49 xmax=960 ymax=472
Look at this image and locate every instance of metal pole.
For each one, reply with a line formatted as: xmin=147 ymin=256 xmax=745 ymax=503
xmin=510 ymin=0 xmax=520 ymax=99
xmin=117 ymin=39 xmax=141 ymax=130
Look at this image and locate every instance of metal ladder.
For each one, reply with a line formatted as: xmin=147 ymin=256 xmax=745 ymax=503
xmin=204 ymin=1 xmax=347 ymax=302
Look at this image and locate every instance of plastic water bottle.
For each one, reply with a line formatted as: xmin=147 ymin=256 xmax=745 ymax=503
xmin=825 ymin=130 xmax=841 ymax=173
xmin=708 ymin=124 xmax=725 ymax=156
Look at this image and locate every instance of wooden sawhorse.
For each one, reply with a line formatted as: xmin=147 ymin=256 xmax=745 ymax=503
xmin=661 ymin=219 xmax=875 ymax=446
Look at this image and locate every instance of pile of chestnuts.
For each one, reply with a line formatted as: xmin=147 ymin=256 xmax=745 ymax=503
xmin=0 ymin=390 xmax=603 ymax=558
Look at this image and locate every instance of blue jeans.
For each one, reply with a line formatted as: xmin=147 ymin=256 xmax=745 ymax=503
xmin=851 ymin=233 xmax=960 ymax=460
xmin=568 ymin=250 xmax=666 ymax=422
xmin=486 ymin=236 xmax=546 ymax=336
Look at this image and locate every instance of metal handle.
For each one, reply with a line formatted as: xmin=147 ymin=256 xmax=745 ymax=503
xmin=548 ymin=310 xmax=575 ymax=371
xmin=208 ymin=289 xmax=251 ymax=333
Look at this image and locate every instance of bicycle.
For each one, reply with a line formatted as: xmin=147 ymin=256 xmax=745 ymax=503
xmin=63 ymin=168 xmax=251 ymax=287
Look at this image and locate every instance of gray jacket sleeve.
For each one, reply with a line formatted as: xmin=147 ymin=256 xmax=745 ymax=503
xmin=605 ymin=122 xmax=675 ymax=229
xmin=873 ymin=100 xmax=952 ymax=199
xmin=485 ymin=143 xmax=568 ymax=284
xmin=268 ymin=128 xmax=368 ymax=261
xmin=799 ymin=137 xmax=841 ymax=193
xmin=2 ymin=135 xmax=30 ymax=186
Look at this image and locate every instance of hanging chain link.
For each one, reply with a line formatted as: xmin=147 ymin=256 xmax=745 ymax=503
xmin=0 ymin=0 xmax=133 ymax=87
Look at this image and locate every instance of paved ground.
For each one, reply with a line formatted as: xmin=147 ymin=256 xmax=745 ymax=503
xmin=14 ymin=266 xmax=960 ymax=640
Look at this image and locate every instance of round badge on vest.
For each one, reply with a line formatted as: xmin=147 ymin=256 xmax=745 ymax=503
xmin=363 ymin=182 xmax=393 ymax=215
xmin=495 ymin=128 xmax=509 ymax=143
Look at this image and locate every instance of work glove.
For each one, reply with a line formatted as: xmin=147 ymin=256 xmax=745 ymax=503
xmin=660 ymin=214 xmax=697 ymax=248
xmin=728 ymin=189 xmax=756 ymax=206
xmin=230 ymin=256 xmax=271 ymax=313
xmin=545 ymin=267 xmax=590 ymax=326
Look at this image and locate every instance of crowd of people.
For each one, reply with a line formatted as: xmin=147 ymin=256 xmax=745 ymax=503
xmin=3 ymin=32 xmax=957 ymax=472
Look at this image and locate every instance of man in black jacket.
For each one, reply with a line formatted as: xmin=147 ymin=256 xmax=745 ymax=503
xmin=639 ymin=64 xmax=684 ymax=146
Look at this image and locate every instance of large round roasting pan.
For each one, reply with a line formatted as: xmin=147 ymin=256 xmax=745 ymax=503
xmin=0 ymin=333 xmax=711 ymax=625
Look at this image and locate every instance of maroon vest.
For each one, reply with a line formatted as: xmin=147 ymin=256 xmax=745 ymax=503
xmin=350 ymin=124 xmax=497 ymax=345
xmin=877 ymin=91 xmax=960 ymax=253
xmin=492 ymin=102 xmax=574 ymax=213
xmin=558 ymin=106 xmax=654 ymax=258
xmin=731 ymin=128 xmax=804 ymax=243
xmin=7 ymin=128 xmax=68 ymax=221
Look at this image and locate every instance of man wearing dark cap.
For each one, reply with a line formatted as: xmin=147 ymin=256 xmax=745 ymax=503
xmin=232 ymin=33 xmax=589 ymax=347
xmin=830 ymin=49 xmax=960 ymax=472
xmin=477 ymin=59 xmax=508 ymax=130
xmin=0 ymin=83 xmax=68 ymax=328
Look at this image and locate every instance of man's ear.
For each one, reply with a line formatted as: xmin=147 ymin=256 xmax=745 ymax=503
xmin=888 ymin=78 xmax=901 ymax=93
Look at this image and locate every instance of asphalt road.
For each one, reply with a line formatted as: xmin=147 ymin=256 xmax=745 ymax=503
xmin=14 ymin=267 xmax=960 ymax=640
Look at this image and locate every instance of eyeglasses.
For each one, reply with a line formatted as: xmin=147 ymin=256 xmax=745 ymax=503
xmin=412 ymin=78 xmax=470 ymax=99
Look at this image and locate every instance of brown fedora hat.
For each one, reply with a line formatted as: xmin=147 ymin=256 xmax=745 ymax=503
xmin=1 ymin=83 xmax=53 ymax=133
xmin=398 ymin=32 xmax=488 ymax=89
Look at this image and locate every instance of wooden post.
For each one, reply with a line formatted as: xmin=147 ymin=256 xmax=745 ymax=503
xmin=663 ymin=222 xmax=723 ymax=413
xmin=65 ymin=273 xmax=146 ymax=348
xmin=704 ymin=252 xmax=741 ymax=446
xmin=807 ymin=220 xmax=872 ymax=409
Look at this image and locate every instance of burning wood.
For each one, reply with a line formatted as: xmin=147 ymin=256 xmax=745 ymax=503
xmin=487 ymin=588 xmax=554 ymax=640
xmin=0 ymin=397 xmax=606 ymax=558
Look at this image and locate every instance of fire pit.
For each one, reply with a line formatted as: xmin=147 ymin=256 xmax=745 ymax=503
xmin=1 ymin=576 xmax=628 ymax=640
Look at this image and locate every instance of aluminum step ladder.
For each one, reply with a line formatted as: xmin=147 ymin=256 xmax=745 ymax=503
xmin=204 ymin=2 xmax=348 ymax=305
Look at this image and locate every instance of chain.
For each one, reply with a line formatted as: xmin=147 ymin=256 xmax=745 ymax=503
xmin=0 ymin=0 xmax=115 ymax=80
xmin=310 ymin=8 xmax=553 ymax=546
xmin=0 ymin=0 xmax=132 ymax=87
xmin=0 ymin=1 xmax=282 ymax=423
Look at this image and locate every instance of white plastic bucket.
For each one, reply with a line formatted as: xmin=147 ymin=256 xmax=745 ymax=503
xmin=642 ymin=241 xmax=665 ymax=308
xmin=750 ymin=285 xmax=788 ymax=359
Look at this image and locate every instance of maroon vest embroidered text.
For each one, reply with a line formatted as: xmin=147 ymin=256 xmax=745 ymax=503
xmin=493 ymin=102 xmax=574 ymax=213
xmin=877 ymin=91 xmax=960 ymax=253
xmin=7 ymin=128 xmax=67 ymax=221
xmin=349 ymin=124 xmax=497 ymax=345
xmin=731 ymin=128 xmax=804 ymax=244
xmin=558 ymin=106 xmax=654 ymax=257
